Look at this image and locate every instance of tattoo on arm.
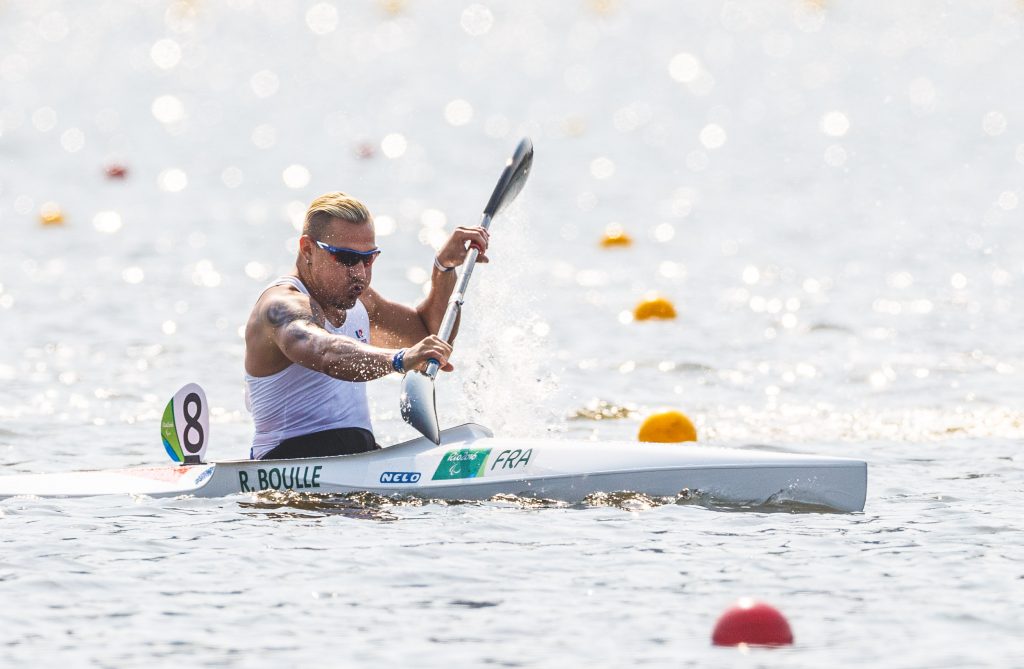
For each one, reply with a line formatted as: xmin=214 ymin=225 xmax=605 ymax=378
xmin=266 ymin=301 xmax=316 ymax=328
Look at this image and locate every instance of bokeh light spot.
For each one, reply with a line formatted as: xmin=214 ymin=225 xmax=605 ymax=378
xmin=820 ymin=111 xmax=850 ymax=137
xmin=152 ymin=95 xmax=186 ymax=124
xmin=381 ymin=133 xmax=407 ymax=158
xmin=306 ymin=3 xmax=339 ymax=34
xmin=282 ymin=164 xmax=311 ymax=189
xmin=151 ymin=39 xmax=182 ymax=70
xmin=93 ymin=211 xmax=123 ymax=234
xmin=158 ymin=168 xmax=188 ymax=192
xmin=982 ymin=111 xmax=1007 ymax=136
xmin=590 ymin=156 xmax=615 ymax=179
xmin=668 ymin=53 xmax=700 ymax=83
xmin=60 ymin=128 xmax=85 ymax=153
xmin=444 ymin=99 xmax=474 ymax=126
xmin=250 ymin=70 xmax=280 ymax=98
xmin=700 ymin=123 xmax=727 ymax=149
xmin=461 ymin=4 xmax=494 ymax=36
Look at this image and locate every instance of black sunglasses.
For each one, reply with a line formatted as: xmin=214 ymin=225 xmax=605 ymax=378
xmin=315 ymin=240 xmax=381 ymax=267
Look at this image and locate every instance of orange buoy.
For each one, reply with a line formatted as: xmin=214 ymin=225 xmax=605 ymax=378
xmin=39 ymin=202 xmax=65 ymax=226
xmin=638 ymin=410 xmax=697 ymax=442
xmin=712 ymin=599 xmax=794 ymax=647
xmin=600 ymin=223 xmax=632 ymax=247
xmin=633 ymin=296 xmax=676 ymax=320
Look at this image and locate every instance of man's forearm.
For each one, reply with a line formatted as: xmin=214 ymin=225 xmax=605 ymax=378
xmin=281 ymin=322 xmax=397 ymax=382
xmin=319 ymin=333 xmax=403 ymax=381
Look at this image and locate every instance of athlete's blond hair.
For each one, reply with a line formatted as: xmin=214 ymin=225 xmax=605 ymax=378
xmin=303 ymin=192 xmax=371 ymax=239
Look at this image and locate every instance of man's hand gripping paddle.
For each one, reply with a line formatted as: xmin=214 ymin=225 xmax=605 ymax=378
xmin=400 ymin=137 xmax=534 ymax=444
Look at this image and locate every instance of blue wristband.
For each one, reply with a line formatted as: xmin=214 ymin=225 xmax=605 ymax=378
xmin=392 ymin=349 xmax=406 ymax=374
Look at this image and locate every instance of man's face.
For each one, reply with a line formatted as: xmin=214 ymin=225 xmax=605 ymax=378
xmin=308 ymin=218 xmax=377 ymax=311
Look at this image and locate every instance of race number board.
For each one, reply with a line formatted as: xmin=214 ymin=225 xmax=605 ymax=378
xmin=161 ymin=383 xmax=209 ymax=464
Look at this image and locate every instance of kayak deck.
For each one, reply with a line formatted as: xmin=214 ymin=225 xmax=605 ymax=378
xmin=0 ymin=424 xmax=867 ymax=512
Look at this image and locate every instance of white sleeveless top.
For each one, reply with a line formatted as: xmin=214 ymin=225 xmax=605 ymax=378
xmin=245 ymin=276 xmax=373 ymax=459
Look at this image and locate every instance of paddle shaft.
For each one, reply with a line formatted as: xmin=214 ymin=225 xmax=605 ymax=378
xmin=424 ymin=211 xmax=493 ymax=378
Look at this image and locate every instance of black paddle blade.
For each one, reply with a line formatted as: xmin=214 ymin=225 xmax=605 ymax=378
xmin=483 ymin=137 xmax=534 ymax=217
xmin=400 ymin=370 xmax=441 ymax=444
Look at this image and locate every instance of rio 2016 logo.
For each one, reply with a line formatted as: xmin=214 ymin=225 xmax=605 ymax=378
xmin=431 ymin=448 xmax=492 ymax=480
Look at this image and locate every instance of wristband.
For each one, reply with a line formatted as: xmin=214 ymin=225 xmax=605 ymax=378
xmin=392 ymin=349 xmax=406 ymax=374
xmin=434 ymin=255 xmax=455 ymax=273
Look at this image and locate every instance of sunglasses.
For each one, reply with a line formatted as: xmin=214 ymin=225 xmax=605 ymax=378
xmin=315 ymin=240 xmax=381 ymax=267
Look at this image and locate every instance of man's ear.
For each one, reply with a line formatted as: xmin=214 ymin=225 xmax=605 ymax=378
xmin=298 ymin=235 xmax=315 ymax=265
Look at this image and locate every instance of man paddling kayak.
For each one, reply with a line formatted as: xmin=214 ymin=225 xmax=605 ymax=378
xmin=243 ymin=192 xmax=489 ymax=460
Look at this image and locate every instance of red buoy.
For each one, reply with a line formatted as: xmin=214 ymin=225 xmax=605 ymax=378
xmin=105 ymin=164 xmax=128 ymax=179
xmin=712 ymin=598 xmax=793 ymax=647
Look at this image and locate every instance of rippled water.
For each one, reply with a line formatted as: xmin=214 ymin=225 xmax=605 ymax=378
xmin=2 ymin=1 xmax=1023 ymax=666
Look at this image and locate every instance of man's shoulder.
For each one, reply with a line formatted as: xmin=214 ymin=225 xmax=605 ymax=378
xmin=253 ymin=283 xmax=315 ymax=326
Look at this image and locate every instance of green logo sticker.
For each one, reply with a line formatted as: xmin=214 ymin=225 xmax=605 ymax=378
xmin=432 ymin=448 xmax=492 ymax=480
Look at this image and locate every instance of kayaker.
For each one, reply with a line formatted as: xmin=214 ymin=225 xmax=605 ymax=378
xmin=243 ymin=191 xmax=488 ymax=460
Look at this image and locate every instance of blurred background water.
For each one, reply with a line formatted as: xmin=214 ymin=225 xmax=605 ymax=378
xmin=1 ymin=1 xmax=1022 ymax=667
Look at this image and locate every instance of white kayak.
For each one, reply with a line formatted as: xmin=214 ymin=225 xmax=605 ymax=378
xmin=0 ymin=424 xmax=867 ymax=511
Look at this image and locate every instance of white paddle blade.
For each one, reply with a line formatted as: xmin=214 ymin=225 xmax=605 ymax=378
xmin=161 ymin=383 xmax=210 ymax=463
xmin=400 ymin=371 xmax=441 ymax=444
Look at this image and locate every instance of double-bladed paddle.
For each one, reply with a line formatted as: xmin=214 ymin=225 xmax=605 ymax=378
xmin=400 ymin=137 xmax=534 ymax=444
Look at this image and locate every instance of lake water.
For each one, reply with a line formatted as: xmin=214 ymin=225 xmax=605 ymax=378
xmin=1 ymin=1 xmax=1023 ymax=666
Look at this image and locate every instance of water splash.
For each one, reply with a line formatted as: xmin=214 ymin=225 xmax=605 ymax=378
xmin=439 ymin=200 xmax=563 ymax=438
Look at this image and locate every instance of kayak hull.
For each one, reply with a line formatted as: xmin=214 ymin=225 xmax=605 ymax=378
xmin=0 ymin=424 xmax=867 ymax=512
